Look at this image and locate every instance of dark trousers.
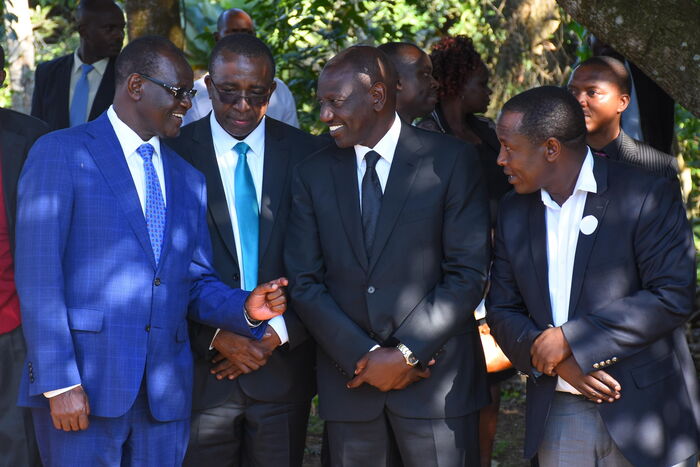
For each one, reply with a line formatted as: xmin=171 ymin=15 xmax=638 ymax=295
xmin=32 ymin=382 xmax=189 ymax=467
xmin=325 ymin=410 xmax=480 ymax=467
xmin=183 ymin=379 xmax=311 ymax=467
xmin=0 ymin=326 xmax=41 ymax=467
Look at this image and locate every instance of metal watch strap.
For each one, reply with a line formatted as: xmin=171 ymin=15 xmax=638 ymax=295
xmin=396 ymin=343 xmax=418 ymax=367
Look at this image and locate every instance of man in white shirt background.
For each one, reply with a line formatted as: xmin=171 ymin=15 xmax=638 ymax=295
xmin=182 ymin=8 xmax=300 ymax=128
xmin=31 ymin=0 xmax=125 ymax=130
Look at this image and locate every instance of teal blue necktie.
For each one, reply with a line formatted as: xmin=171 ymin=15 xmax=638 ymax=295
xmin=70 ymin=63 xmax=94 ymax=127
xmin=234 ymin=142 xmax=259 ymax=291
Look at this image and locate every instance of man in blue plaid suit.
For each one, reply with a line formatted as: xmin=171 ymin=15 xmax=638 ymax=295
xmin=14 ymin=36 xmax=287 ymax=466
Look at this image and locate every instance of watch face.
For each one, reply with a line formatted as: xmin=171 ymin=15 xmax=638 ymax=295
xmin=408 ymin=355 xmax=419 ymax=365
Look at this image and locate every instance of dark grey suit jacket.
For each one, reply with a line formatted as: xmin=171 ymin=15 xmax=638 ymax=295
xmin=285 ymin=122 xmax=491 ymax=421
xmin=487 ymin=156 xmax=700 ymax=466
xmin=0 ymin=108 xmax=49 ymax=250
xmin=30 ymin=54 xmax=116 ymax=131
xmin=599 ymin=129 xmax=678 ymax=179
xmin=167 ymin=115 xmax=323 ymax=409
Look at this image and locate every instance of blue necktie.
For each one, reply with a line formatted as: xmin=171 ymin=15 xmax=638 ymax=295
xmin=137 ymin=143 xmax=166 ymax=265
xmin=70 ymin=63 xmax=94 ymax=127
xmin=233 ymin=142 xmax=259 ymax=291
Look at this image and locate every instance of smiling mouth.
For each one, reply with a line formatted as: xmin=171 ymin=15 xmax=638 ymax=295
xmin=329 ymin=125 xmax=343 ymax=134
xmin=172 ymin=112 xmax=184 ymax=120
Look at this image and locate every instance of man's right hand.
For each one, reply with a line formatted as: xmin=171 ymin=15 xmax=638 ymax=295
xmin=555 ymin=355 xmax=621 ymax=403
xmin=244 ymin=278 xmax=288 ymax=321
xmin=210 ymin=329 xmax=277 ymax=380
xmin=49 ymin=385 xmax=90 ymax=431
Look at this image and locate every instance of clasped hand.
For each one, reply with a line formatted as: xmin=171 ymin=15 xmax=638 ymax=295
xmin=530 ymin=326 xmax=571 ymax=376
xmin=211 ymin=328 xmax=281 ymax=380
xmin=555 ymin=356 xmax=621 ymax=404
xmin=243 ymin=277 xmax=288 ymax=321
xmin=346 ymin=348 xmax=434 ymax=392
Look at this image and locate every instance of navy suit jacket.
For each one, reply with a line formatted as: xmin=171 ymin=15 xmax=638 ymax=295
xmin=167 ymin=116 xmax=323 ymax=408
xmin=15 ymin=113 xmax=263 ymax=422
xmin=487 ymin=156 xmax=700 ymax=466
xmin=286 ymin=123 xmax=491 ymax=421
xmin=30 ymin=54 xmax=116 ymax=131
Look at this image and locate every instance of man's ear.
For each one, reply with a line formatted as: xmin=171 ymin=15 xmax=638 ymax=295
xmin=269 ymin=78 xmax=277 ymax=95
xmin=370 ymin=82 xmax=387 ymax=111
xmin=544 ymin=137 xmax=562 ymax=163
xmin=617 ymin=93 xmax=630 ymax=114
xmin=126 ymin=73 xmax=145 ymax=101
xmin=396 ymin=78 xmax=403 ymax=92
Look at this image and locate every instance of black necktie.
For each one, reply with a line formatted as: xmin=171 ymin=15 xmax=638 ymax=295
xmin=362 ymin=150 xmax=382 ymax=258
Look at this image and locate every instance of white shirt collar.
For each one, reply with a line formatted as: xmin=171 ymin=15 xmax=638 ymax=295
xmin=210 ymin=112 xmax=266 ymax=160
xmin=73 ymin=50 xmax=109 ymax=77
xmin=107 ymin=105 xmax=161 ymax=159
xmin=541 ymin=149 xmax=597 ymax=209
xmin=354 ymin=113 xmax=402 ymax=166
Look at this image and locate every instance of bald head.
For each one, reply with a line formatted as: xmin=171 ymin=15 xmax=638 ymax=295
xmin=216 ymin=8 xmax=255 ymax=40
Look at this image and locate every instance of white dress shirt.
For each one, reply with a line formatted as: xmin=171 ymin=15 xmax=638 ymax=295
xmin=68 ymin=50 xmax=110 ymax=121
xmin=183 ymin=76 xmax=299 ymax=128
xmin=209 ymin=112 xmax=289 ymax=345
xmin=45 ymin=105 xmax=167 ymax=398
xmin=542 ymin=150 xmax=597 ymax=393
xmin=356 ymin=114 xmax=401 ymax=353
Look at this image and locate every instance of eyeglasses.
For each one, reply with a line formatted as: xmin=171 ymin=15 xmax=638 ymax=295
xmin=209 ymin=77 xmax=271 ymax=107
xmin=139 ymin=73 xmax=197 ymax=100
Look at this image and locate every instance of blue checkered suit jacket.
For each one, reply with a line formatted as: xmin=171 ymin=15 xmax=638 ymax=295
xmin=15 ymin=113 xmax=264 ymax=422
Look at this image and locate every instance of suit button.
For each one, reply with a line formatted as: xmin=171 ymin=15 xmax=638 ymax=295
xmin=599 ymin=361 xmax=606 ymax=367
xmin=593 ymin=363 xmax=600 ymax=369
xmin=605 ymin=359 xmax=612 ymax=365
xmin=154 ymin=278 xmax=161 ymax=286
xmin=145 ymin=325 xmax=151 ymax=332
xmin=367 ymin=286 xmax=375 ymax=294
xmin=612 ymin=357 xmax=618 ymax=363
xmin=233 ymin=273 xmax=240 ymax=281
xmin=30 ymin=376 xmax=34 ymax=383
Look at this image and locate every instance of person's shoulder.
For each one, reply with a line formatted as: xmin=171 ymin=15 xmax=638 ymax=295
xmin=294 ymin=138 xmax=342 ymax=173
xmin=620 ymin=131 xmax=678 ymax=177
xmin=163 ymin=143 xmax=204 ymax=181
xmin=0 ymin=108 xmax=50 ymax=139
xmin=35 ymin=53 xmax=72 ymax=74
xmin=265 ymin=117 xmax=321 ymax=149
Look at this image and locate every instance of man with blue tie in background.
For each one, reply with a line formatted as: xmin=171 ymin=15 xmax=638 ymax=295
xmin=15 ymin=36 xmax=288 ymax=466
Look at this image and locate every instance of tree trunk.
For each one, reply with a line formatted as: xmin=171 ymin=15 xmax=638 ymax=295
xmin=124 ymin=0 xmax=183 ymax=48
xmin=3 ymin=0 xmax=35 ymax=113
xmin=556 ymin=0 xmax=700 ymax=116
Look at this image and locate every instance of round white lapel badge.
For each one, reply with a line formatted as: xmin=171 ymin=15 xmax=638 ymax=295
xmin=580 ymin=215 xmax=598 ymax=235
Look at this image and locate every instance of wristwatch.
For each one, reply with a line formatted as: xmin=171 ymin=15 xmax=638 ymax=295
xmin=396 ymin=343 xmax=419 ymax=367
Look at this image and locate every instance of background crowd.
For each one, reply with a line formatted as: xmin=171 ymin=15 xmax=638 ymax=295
xmin=0 ymin=0 xmax=699 ymax=466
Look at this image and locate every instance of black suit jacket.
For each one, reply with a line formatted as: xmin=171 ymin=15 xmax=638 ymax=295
xmin=601 ymin=128 xmax=678 ymax=179
xmin=486 ymin=156 xmax=700 ymax=466
xmin=166 ymin=116 xmax=323 ymax=408
xmin=0 ymin=108 xmax=49 ymax=250
xmin=30 ymin=54 xmax=116 ymax=131
xmin=628 ymin=61 xmax=675 ymax=155
xmin=285 ymin=122 xmax=491 ymax=421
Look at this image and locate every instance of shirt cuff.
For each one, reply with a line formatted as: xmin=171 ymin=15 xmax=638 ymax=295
xmin=369 ymin=344 xmax=380 ymax=352
xmin=268 ymin=316 xmax=289 ymax=346
xmin=209 ymin=328 xmax=221 ymax=350
xmin=44 ymin=384 xmax=81 ymax=398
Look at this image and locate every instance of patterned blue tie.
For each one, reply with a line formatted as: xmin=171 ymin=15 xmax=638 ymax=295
xmin=233 ymin=142 xmax=259 ymax=291
xmin=70 ymin=63 xmax=94 ymax=127
xmin=137 ymin=143 xmax=166 ymax=265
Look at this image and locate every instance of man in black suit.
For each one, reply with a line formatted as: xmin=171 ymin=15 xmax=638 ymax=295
xmin=285 ymin=46 xmax=491 ymax=466
xmin=167 ymin=34 xmax=320 ymax=466
xmin=487 ymin=86 xmax=700 ymax=466
xmin=567 ymin=56 xmax=678 ymax=179
xmin=31 ymin=0 xmax=124 ymax=130
xmin=0 ymin=45 xmax=49 ymax=467
xmin=377 ymin=42 xmax=439 ymax=124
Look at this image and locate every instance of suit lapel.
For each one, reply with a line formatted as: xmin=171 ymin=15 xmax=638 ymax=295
xmin=89 ymin=57 xmax=116 ymax=121
xmin=157 ymin=146 xmax=181 ymax=270
xmin=188 ymin=119 xmax=238 ymax=267
xmin=330 ymin=147 xmax=368 ymax=271
xmin=528 ymin=195 xmax=552 ymax=321
xmin=568 ymin=158 xmax=609 ymax=319
xmin=259 ymin=119 xmax=290 ymax=259
xmin=85 ymin=114 xmax=156 ymax=268
xmin=368 ymin=124 xmax=421 ymax=272
xmin=57 ymin=56 xmax=73 ymax=128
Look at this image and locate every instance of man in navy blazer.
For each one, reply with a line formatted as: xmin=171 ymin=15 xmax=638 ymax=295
xmin=487 ymin=86 xmax=700 ymax=466
xmin=15 ymin=36 xmax=288 ymax=466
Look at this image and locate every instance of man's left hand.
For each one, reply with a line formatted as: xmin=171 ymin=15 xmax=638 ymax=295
xmin=531 ymin=326 xmax=571 ymax=376
xmin=244 ymin=278 xmax=288 ymax=321
xmin=346 ymin=348 xmax=431 ymax=392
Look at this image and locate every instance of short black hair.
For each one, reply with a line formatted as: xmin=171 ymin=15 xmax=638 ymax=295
xmin=574 ymin=56 xmax=631 ymax=94
xmin=115 ymin=35 xmax=186 ymax=84
xmin=324 ymin=45 xmax=397 ymax=89
xmin=377 ymin=42 xmax=422 ymax=69
xmin=209 ymin=33 xmax=275 ymax=78
xmin=501 ymin=86 xmax=587 ymax=149
xmin=75 ymin=0 xmax=121 ymax=24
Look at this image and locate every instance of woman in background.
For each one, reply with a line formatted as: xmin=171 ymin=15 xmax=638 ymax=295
xmin=419 ymin=35 xmax=515 ymax=467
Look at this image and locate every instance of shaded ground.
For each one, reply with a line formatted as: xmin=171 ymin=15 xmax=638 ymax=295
xmin=302 ymin=376 xmax=528 ymax=467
